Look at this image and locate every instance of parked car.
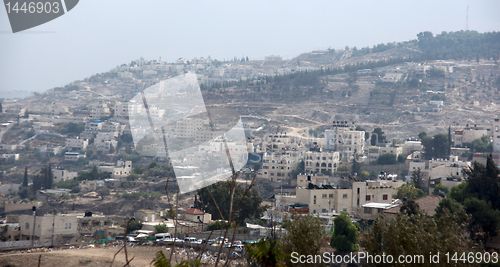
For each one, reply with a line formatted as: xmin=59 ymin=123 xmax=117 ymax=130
xmin=155 ymin=233 xmax=171 ymax=242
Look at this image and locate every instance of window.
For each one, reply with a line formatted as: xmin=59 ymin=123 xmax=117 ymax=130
xmin=382 ymin=194 xmax=388 ymax=200
xmin=25 ymin=222 xmax=29 ymax=230
xmin=322 ymin=194 xmax=327 ymax=199
xmin=364 ymin=207 xmax=371 ymax=214
xmin=366 ymin=195 xmax=371 ymax=201
xmin=342 ymin=194 xmax=348 ymax=199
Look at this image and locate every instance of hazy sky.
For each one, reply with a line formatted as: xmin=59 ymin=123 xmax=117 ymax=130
xmin=1 ymin=0 xmax=499 ymax=97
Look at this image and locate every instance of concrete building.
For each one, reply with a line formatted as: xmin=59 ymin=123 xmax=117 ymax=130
xmin=296 ymin=184 xmax=352 ymax=214
xmin=453 ymin=126 xmax=488 ymax=146
xmin=296 ymin=174 xmax=331 ymax=188
xmin=173 ymin=118 xmax=214 ymax=143
xmin=134 ymin=209 xmax=162 ymax=223
xmin=52 ymin=169 xmax=78 ymax=183
xmin=360 ymin=201 xmax=401 ymax=220
xmin=79 ymin=180 xmax=105 ymax=193
xmin=257 ymin=132 xmax=305 ymax=182
xmin=65 ymin=137 xmax=89 ymax=151
xmin=351 ymin=180 xmax=403 ymax=217
xmin=258 ymin=150 xmax=302 ymax=182
xmin=94 ymin=132 xmax=118 ymax=153
xmin=367 ymin=145 xmax=403 ymax=163
xmin=113 ymin=101 xmax=129 ymax=118
xmin=64 ymin=152 xmax=85 ymax=161
xmin=401 ymin=140 xmax=423 ymax=156
xmin=293 ymin=176 xmax=403 ymax=216
xmin=18 ymin=214 xmax=78 ymax=244
xmin=324 ymin=122 xmax=365 ymax=162
xmin=408 ymin=155 xmax=470 ymax=181
xmin=304 ymin=151 xmax=340 ymax=175
xmin=493 ymin=118 xmax=500 ymax=153
xmin=112 ymin=160 xmax=132 ymax=178
xmin=183 ymin=208 xmax=212 ymax=224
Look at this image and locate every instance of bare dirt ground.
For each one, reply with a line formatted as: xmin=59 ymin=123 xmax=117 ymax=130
xmin=0 ymin=246 xmax=220 ymax=267
xmin=0 ymin=245 xmax=247 ymax=267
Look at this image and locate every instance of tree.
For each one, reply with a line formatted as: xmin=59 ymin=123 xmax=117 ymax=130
xmin=283 ymin=216 xmax=324 ymax=257
xmin=436 ymin=198 xmax=468 ymax=224
xmin=400 ymin=198 xmax=420 ymax=216
xmin=195 ymin=181 xmax=263 ymax=225
xmin=449 ymin=155 xmax=500 ymax=244
xmin=32 ymin=175 xmax=43 ymax=191
xmin=410 ymin=168 xmax=426 ymax=192
xmin=463 ymin=197 xmax=500 ymax=243
xmin=433 ymin=134 xmax=450 ymax=159
xmin=462 ymin=156 xmax=499 ymax=209
xmin=126 ymin=220 xmax=143 ymax=234
xmin=22 ymin=167 xmax=28 ymax=187
xmin=465 ymin=136 xmax=492 ymax=153
xmin=395 ymin=184 xmax=425 ymax=200
xmin=351 ymin=158 xmax=361 ymax=175
xmin=246 ymin=239 xmax=286 ymax=267
xmin=57 ymin=122 xmax=84 ymax=136
xmin=154 ymin=223 xmax=168 ymax=233
xmin=370 ymin=128 xmax=386 ymax=146
xmin=364 ymin=213 xmax=473 ymax=267
xmin=46 ymin=164 xmax=53 ymax=189
xmin=166 ymin=207 xmax=176 ymax=220
xmin=418 ymin=131 xmax=427 ymax=141
xmin=448 ymin=126 xmax=452 ymax=155
xmin=151 ymin=250 xmax=201 ymax=267
xmin=421 ymin=133 xmax=450 ymax=160
xmin=432 ymin=183 xmax=449 ymax=196
xmin=330 ymin=212 xmax=359 ymax=253
xmin=376 ymin=153 xmax=397 ymax=165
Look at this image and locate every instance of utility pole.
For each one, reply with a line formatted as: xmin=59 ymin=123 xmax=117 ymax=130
xmin=31 ymin=206 xmax=36 ymax=248
xmin=51 ymin=210 xmax=56 ymax=247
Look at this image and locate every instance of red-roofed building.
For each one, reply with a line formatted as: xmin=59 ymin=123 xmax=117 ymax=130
xmin=183 ymin=208 xmax=212 ymax=224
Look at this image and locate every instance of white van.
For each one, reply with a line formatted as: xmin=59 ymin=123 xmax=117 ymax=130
xmin=155 ymin=233 xmax=171 ymax=241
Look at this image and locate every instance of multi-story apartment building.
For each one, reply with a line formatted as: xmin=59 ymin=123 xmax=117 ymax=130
xmin=324 ymin=121 xmax=365 ymax=162
xmin=304 ymin=150 xmax=340 ymax=175
xmin=293 ymin=177 xmax=403 ymax=216
xmin=113 ymin=101 xmax=129 ymax=119
xmin=173 ymin=118 xmax=214 ymax=143
xmin=258 ymin=150 xmax=302 ymax=182
xmin=257 ymin=132 xmax=305 ymax=182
